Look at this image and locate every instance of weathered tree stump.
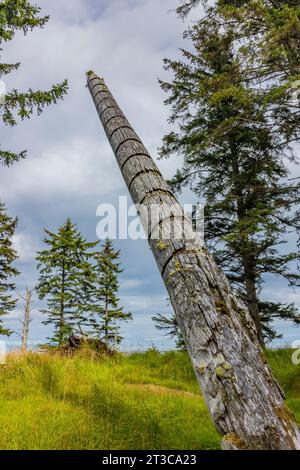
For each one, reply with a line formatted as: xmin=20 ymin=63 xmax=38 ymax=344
xmin=87 ymin=72 xmax=300 ymax=450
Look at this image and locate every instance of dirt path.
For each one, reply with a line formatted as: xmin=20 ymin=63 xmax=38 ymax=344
xmin=125 ymin=383 xmax=200 ymax=398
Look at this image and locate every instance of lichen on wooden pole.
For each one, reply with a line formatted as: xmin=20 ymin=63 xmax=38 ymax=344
xmin=87 ymin=71 xmax=300 ymax=450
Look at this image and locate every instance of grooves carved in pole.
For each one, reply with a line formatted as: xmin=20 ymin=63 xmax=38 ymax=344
xmin=87 ymin=71 xmax=300 ymax=450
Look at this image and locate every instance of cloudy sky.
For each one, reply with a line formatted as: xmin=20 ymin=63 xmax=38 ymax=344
xmin=1 ymin=0 xmax=299 ymax=350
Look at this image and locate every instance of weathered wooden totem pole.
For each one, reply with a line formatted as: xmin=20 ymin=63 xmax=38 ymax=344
xmin=87 ymin=71 xmax=300 ymax=450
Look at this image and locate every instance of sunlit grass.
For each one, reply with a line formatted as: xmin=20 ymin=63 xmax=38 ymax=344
xmin=0 ymin=348 xmax=298 ymax=450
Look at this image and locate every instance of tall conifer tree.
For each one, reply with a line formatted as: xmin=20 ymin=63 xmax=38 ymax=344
xmin=36 ymin=219 xmax=98 ymax=345
xmin=160 ymin=15 xmax=300 ymax=343
xmin=90 ymin=239 xmax=132 ymax=348
xmin=0 ymin=202 xmax=18 ymax=336
xmin=177 ymin=1 xmax=300 ymax=135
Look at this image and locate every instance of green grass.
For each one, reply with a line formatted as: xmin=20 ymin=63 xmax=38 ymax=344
xmin=0 ymin=348 xmax=299 ymax=450
xmin=266 ymin=348 xmax=300 ymax=424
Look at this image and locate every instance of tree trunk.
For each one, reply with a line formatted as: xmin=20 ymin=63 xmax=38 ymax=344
xmin=232 ymin=151 xmax=264 ymax=346
xmin=242 ymin=255 xmax=264 ymax=346
xmin=21 ymin=288 xmax=33 ymax=353
xmin=59 ymin=261 xmax=66 ymax=346
xmin=104 ymin=293 xmax=109 ymax=347
xmin=87 ymin=72 xmax=300 ymax=450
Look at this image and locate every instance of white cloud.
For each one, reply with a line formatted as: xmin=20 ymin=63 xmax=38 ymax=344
xmin=1 ymin=138 xmax=121 ymax=203
xmin=263 ymin=286 xmax=300 ymax=310
xmin=120 ymin=294 xmax=170 ymax=313
xmin=120 ymin=278 xmax=148 ymax=290
xmin=12 ymin=232 xmax=36 ymax=263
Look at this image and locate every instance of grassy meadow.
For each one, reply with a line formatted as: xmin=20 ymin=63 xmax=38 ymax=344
xmin=0 ymin=348 xmax=299 ymax=450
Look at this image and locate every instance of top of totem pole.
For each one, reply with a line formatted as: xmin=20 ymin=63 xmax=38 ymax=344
xmin=86 ymin=70 xmax=105 ymax=84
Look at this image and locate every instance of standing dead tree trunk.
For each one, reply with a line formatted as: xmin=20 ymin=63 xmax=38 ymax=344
xmin=87 ymin=72 xmax=300 ymax=450
xmin=20 ymin=288 xmax=33 ymax=353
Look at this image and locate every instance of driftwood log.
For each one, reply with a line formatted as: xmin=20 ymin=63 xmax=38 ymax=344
xmin=87 ymin=71 xmax=300 ymax=450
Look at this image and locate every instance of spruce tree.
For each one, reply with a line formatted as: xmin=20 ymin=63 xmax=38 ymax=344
xmin=159 ymin=17 xmax=300 ymax=343
xmin=90 ymin=239 xmax=132 ymax=348
xmin=0 ymin=202 xmax=18 ymax=336
xmin=36 ymin=219 xmax=98 ymax=346
xmin=177 ymin=1 xmax=300 ymax=142
xmin=0 ymin=0 xmax=68 ymax=166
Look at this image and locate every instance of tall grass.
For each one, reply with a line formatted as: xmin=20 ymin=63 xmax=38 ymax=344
xmin=0 ymin=349 xmax=298 ymax=450
xmin=266 ymin=349 xmax=300 ymax=424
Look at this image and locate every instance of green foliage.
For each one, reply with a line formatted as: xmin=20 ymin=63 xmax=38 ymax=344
xmin=260 ymin=301 xmax=300 ymax=342
xmin=36 ymin=228 xmax=131 ymax=349
xmin=36 ymin=219 xmax=98 ymax=346
xmin=160 ymin=2 xmax=300 ymax=343
xmin=0 ymin=202 xmax=19 ymax=336
xmin=176 ymin=0 xmax=201 ymax=18
xmin=89 ymin=239 xmax=132 ymax=348
xmin=152 ymin=313 xmax=186 ymax=351
xmin=0 ymin=0 xmax=68 ymax=166
xmin=2 ymin=84 xmax=69 ymax=127
xmin=179 ymin=1 xmax=300 ymax=139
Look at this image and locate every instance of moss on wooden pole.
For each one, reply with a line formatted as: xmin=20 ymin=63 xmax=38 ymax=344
xmin=87 ymin=71 xmax=300 ymax=450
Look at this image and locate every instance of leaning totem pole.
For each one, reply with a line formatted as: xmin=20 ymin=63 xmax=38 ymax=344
xmin=87 ymin=72 xmax=300 ymax=450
